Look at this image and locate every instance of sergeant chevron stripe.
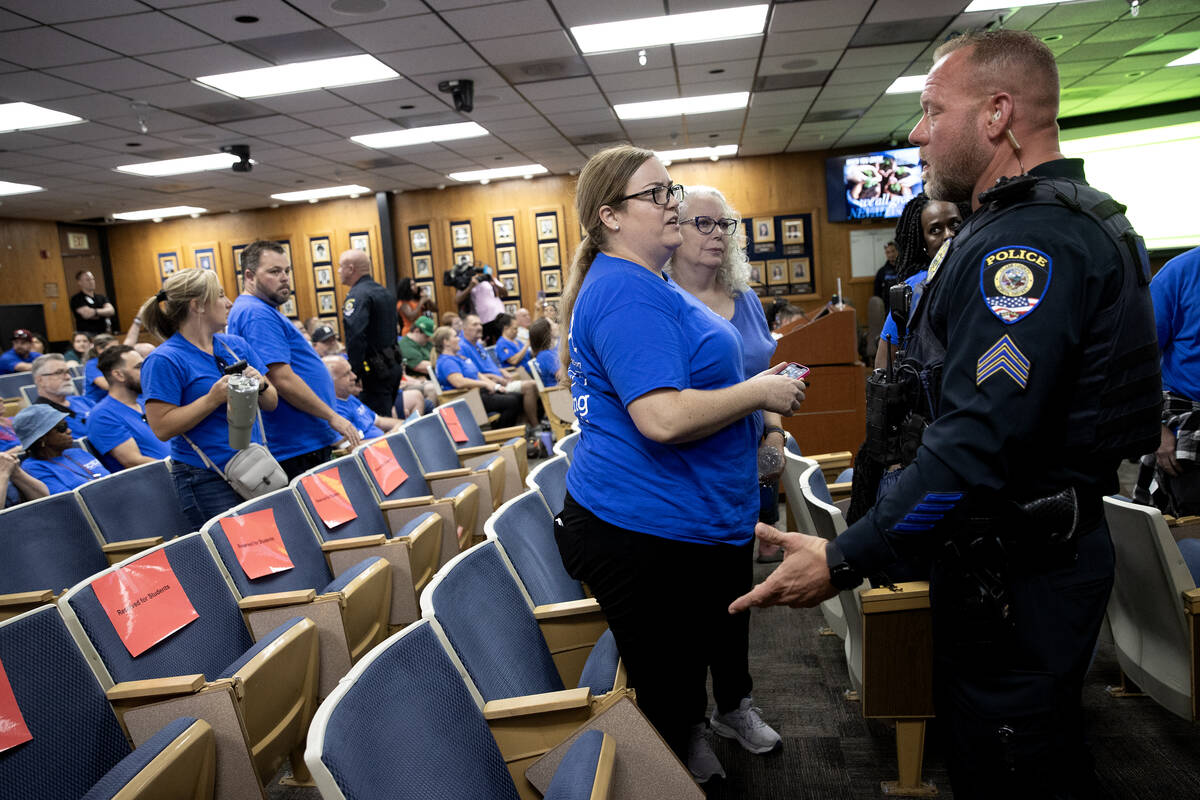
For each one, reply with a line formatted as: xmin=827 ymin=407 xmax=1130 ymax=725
xmin=976 ymin=334 xmax=1029 ymax=388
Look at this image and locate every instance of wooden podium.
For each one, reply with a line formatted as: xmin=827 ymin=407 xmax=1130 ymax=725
xmin=774 ymin=308 xmax=866 ymax=457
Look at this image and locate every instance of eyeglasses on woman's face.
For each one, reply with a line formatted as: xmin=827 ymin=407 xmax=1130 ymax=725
xmin=679 ymin=216 xmax=738 ymax=236
xmin=52 ymin=420 xmax=70 ymax=433
xmin=615 ymin=182 xmax=685 ymax=206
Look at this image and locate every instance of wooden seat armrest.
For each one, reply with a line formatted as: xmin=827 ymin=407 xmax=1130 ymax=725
xmin=457 ymin=444 xmax=499 ymax=457
xmin=812 ymin=451 xmax=853 ymax=468
xmin=1184 ymin=587 xmax=1200 ymax=615
xmin=861 ymin=581 xmax=931 ymax=613
xmin=0 ymin=590 xmax=55 ymax=607
xmin=101 ymin=536 xmax=164 ymax=554
xmin=107 ymin=674 xmax=206 ymax=702
xmin=438 ymin=389 xmax=469 ymax=402
xmin=533 ymin=598 xmax=602 ymax=620
xmin=320 ymin=534 xmax=388 ymax=552
xmin=483 ymin=426 xmax=525 ymax=442
xmin=828 ymin=480 xmax=851 ymax=496
xmin=237 ymin=589 xmax=316 ymax=610
xmin=423 ymin=467 xmax=471 ymax=480
xmin=482 ymin=687 xmax=592 ymax=720
xmin=331 ymin=447 xmax=351 ymax=458
xmin=378 ymin=495 xmax=436 ymax=511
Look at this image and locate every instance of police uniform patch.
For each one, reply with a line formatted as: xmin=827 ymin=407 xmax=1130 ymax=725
xmin=979 ymin=245 xmax=1051 ymax=324
xmin=976 ymin=334 xmax=1029 ymax=389
xmin=343 ymin=297 xmax=356 ymax=317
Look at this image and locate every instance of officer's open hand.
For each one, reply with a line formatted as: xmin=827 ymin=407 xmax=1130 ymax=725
xmin=729 ymin=524 xmax=838 ymax=613
xmin=330 ymin=414 xmax=362 ymax=449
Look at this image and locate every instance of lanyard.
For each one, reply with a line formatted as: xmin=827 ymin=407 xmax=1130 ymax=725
xmin=54 ymin=451 xmax=101 ymax=480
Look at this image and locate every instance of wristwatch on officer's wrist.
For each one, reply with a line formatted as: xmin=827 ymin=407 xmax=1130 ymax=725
xmin=826 ymin=542 xmax=861 ymax=591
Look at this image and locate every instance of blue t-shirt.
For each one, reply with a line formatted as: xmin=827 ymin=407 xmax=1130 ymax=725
xmin=435 ymin=353 xmax=479 ymax=390
xmin=23 ymin=447 xmax=110 ymax=495
xmin=880 ymin=270 xmax=928 ymax=345
xmin=565 ymin=253 xmax=757 ymax=545
xmin=1151 ymin=247 xmax=1200 ymax=401
xmin=729 ymin=289 xmax=777 ymax=443
xmin=84 ymin=358 xmax=107 ymax=404
xmin=86 ymin=395 xmax=170 ymax=472
xmin=458 ymin=336 xmax=503 ymax=377
xmin=495 ymin=335 xmax=532 ymax=372
xmin=227 ymin=295 xmax=340 ymax=460
xmin=335 ymin=395 xmax=384 ymax=439
xmin=533 ymin=350 xmax=559 ymax=387
xmin=141 ymin=332 xmax=267 ymax=470
xmin=0 ymin=348 xmax=35 ymax=373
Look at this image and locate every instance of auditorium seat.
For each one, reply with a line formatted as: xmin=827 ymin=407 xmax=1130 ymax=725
xmin=439 ymin=397 xmax=528 ymax=496
xmin=292 ymin=456 xmax=444 ymax=628
xmin=202 ymin=488 xmax=392 ymax=697
xmin=305 ymin=619 xmax=616 ymax=800
xmin=0 ymin=604 xmax=217 ymax=800
xmin=405 ymin=411 xmax=508 ymax=529
xmin=529 ymin=358 xmax=576 ymax=442
xmin=76 ymin=459 xmax=192 ymax=544
xmin=14 ymin=380 xmax=37 ymax=411
xmin=486 ymin=488 xmax=584 ymax=605
xmin=526 ymin=453 xmax=568 ymax=516
xmin=58 ymin=533 xmax=320 ymax=798
xmin=553 ymin=430 xmax=579 ymax=463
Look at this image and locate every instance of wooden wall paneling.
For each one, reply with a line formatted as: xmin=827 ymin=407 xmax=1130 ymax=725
xmin=0 ymin=218 xmax=72 ymax=342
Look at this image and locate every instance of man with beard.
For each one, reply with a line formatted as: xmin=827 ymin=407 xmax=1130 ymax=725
xmin=732 ymin=29 xmax=1160 ymax=797
xmin=31 ymin=353 xmax=92 ymax=436
xmin=227 ymin=240 xmax=360 ymax=479
xmin=85 ymin=345 xmax=168 ymax=471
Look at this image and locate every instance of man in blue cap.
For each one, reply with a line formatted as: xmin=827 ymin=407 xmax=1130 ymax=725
xmin=0 ymin=329 xmax=37 ymax=374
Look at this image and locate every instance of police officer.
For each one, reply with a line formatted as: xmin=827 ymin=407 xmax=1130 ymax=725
xmin=338 ymin=248 xmax=402 ymax=417
xmin=731 ymin=30 xmax=1160 ymax=797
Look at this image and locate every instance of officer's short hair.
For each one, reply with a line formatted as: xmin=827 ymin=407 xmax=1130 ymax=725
xmin=240 ymin=240 xmax=285 ymax=277
xmin=934 ymin=30 xmax=1059 ymax=117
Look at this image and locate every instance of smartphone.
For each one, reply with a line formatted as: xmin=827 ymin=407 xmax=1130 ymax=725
xmin=779 ymin=362 xmax=810 ymax=381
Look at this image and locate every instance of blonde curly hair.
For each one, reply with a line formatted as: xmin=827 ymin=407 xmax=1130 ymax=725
xmin=663 ymin=185 xmax=751 ymax=296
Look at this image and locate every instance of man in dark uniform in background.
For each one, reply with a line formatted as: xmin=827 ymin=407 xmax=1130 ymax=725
xmin=70 ymin=270 xmax=116 ymax=336
xmin=732 ymin=30 xmax=1160 ymax=797
xmin=338 ymin=248 xmax=401 ymax=417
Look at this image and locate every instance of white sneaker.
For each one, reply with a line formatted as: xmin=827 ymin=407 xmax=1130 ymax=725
xmin=686 ymin=723 xmax=726 ymax=783
xmin=710 ymin=697 xmax=781 ymax=754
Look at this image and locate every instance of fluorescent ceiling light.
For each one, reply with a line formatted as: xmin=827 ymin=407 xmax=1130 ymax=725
xmin=654 ymin=145 xmax=738 ymax=164
xmin=270 ymin=184 xmax=371 ymax=202
xmin=614 ymin=92 xmax=749 ymax=120
xmin=115 ymin=153 xmax=245 ymax=177
xmin=1168 ymin=48 xmax=1200 ymax=67
xmin=448 ymin=164 xmax=548 ymax=183
xmin=196 ymin=54 xmax=398 ymax=99
xmin=571 ymin=5 xmax=768 ymax=54
xmin=0 ymin=102 xmax=84 ymax=133
xmin=351 ymin=122 xmax=489 ymax=149
xmin=963 ymin=0 xmax=1061 ymax=10
xmin=112 ymin=206 xmax=206 ymax=221
xmin=885 ymin=74 xmax=928 ymax=95
xmin=0 ymin=180 xmax=44 ymax=197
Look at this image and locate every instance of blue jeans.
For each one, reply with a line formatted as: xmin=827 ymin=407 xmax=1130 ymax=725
xmin=171 ymin=460 xmax=242 ymax=530
xmin=1178 ymin=537 xmax=1200 ymax=585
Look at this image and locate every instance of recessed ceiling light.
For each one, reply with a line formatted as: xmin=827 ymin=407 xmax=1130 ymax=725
xmin=115 ymin=152 xmax=245 ymax=177
xmin=125 ymin=142 xmax=141 ymax=147
xmin=350 ymin=121 xmax=489 ymax=149
xmin=448 ymin=164 xmax=548 ymax=183
xmin=331 ymin=0 xmax=387 ymax=13
xmin=571 ymin=5 xmax=768 ymax=54
xmin=270 ymin=184 xmax=371 ymax=202
xmin=196 ymin=54 xmax=399 ymax=99
xmin=613 ymin=92 xmax=749 ymax=120
xmin=885 ymin=74 xmax=928 ymax=94
xmin=654 ymin=144 xmax=738 ymax=165
xmin=1168 ymin=48 xmax=1200 ymax=67
xmin=0 ymin=180 xmax=44 ymax=197
xmin=112 ymin=206 xmax=206 ymax=221
xmin=1041 ymin=34 xmax=1064 ymax=43
xmin=0 ymin=102 xmax=84 ymax=133
xmin=709 ymin=68 xmax=725 ymax=74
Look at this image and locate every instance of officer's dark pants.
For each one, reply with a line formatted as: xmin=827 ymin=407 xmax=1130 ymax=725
xmin=359 ymin=372 xmax=399 ymax=418
xmin=930 ymin=520 xmax=1113 ymax=799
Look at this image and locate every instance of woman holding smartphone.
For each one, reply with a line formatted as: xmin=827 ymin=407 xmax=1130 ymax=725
xmin=554 ymin=145 xmax=804 ymax=781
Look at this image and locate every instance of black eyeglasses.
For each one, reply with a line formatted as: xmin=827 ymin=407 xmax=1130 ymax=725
xmin=680 ymin=216 xmax=738 ymax=235
xmin=53 ymin=420 xmax=69 ymax=433
xmin=614 ymin=183 xmax=684 ymax=206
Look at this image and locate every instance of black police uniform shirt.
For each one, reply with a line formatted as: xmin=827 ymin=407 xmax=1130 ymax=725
xmin=835 ymin=159 xmax=1158 ymax=577
xmin=70 ymin=290 xmax=110 ymax=335
xmin=342 ymin=274 xmax=398 ymax=379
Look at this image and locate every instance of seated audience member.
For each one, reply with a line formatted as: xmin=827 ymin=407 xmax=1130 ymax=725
xmin=514 ymin=307 xmax=532 ymax=341
xmin=0 ymin=417 xmax=49 ymax=508
xmin=432 ymin=326 xmax=522 ymax=428
xmin=458 ymin=314 xmax=539 ymax=427
xmin=86 ymin=345 xmax=169 ymax=471
xmin=441 ymin=311 xmax=462 ymax=332
xmin=83 ymin=332 xmax=118 ymax=404
xmin=395 ymin=277 xmax=424 ymax=336
xmin=32 ymin=354 xmax=93 ymax=436
xmin=494 ymin=313 xmax=533 ymax=373
xmin=0 ymin=329 xmax=37 ymax=373
xmin=63 ymin=331 xmax=91 ymax=364
xmin=304 ymin=316 xmax=322 ymax=335
xmin=325 ymin=356 xmax=405 ymax=440
xmin=14 ymin=405 xmax=109 ymax=494
xmin=771 ymin=304 xmax=807 ymax=333
xmin=29 ymin=333 xmax=47 ymax=355
xmin=528 ymin=318 xmax=559 ymax=387
xmin=311 ymin=324 xmax=345 ymax=357
xmin=396 ymin=315 xmax=439 ymax=408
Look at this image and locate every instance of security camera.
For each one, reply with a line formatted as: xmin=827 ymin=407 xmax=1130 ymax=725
xmin=221 ymin=144 xmax=252 ymax=173
xmin=438 ymin=79 xmax=474 ymax=113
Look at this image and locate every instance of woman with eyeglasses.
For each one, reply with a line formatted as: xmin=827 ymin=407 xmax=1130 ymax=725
xmin=138 ymin=270 xmax=278 ymax=528
xmin=12 ymin=404 xmax=109 ymax=495
xmin=554 ymin=146 xmax=805 ymax=780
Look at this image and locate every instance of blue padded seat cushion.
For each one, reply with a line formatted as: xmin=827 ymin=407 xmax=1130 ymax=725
xmin=405 ymin=415 xmax=460 ymax=470
xmin=394 ymin=511 xmax=437 ymax=538
xmin=79 ymin=717 xmax=199 ymax=800
xmin=323 ymin=556 xmax=383 ymax=595
xmin=219 ymin=616 xmax=306 ymax=680
xmin=491 ymin=492 xmax=583 ymax=606
xmin=209 ymin=493 xmax=332 ymax=596
xmin=501 ymin=436 xmax=523 ymax=448
xmin=835 ymin=467 xmax=853 ymax=484
xmin=531 ymin=457 xmax=568 ymax=517
xmin=0 ymin=493 xmax=108 ymax=594
xmin=78 ymin=462 xmax=192 ymax=543
xmin=319 ymin=622 xmax=519 ymax=800
xmin=810 ymin=468 xmax=834 ymax=505
xmin=576 ymin=629 xmax=619 ymax=695
xmin=544 ymin=729 xmax=605 ymax=800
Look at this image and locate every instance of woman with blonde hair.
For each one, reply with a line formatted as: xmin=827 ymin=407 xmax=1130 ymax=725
xmin=139 ymin=269 xmax=277 ymax=527
xmin=554 ymin=145 xmax=805 ymax=780
xmin=430 ymin=325 xmax=522 ymax=427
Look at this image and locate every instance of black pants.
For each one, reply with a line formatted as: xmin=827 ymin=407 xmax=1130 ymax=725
xmin=556 ymin=492 xmax=753 ymax=759
xmin=360 ymin=372 xmax=399 ymax=418
xmin=481 ymin=388 xmax=522 ymax=428
xmin=279 ymin=446 xmax=332 ymax=481
xmin=931 ymin=521 xmax=1113 ymax=798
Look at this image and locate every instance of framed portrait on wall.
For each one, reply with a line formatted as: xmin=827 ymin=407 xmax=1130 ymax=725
xmin=454 ymin=250 xmax=474 ymax=267
xmin=416 ymin=281 xmax=435 ymax=301
xmin=748 ymin=262 xmax=764 ymax=287
xmin=541 ymin=269 xmax=561 ymax=294
xmin=451 ymin=222 xmax=472 ymax=249
xmin=502 ymin=274 xmax=519 ymax=295
xmin=317 ymin=291 xmax=336 ymax=315
xmin=536 ymin=213 xmax=558 ymax=241
xmin=193 ymin=247 xmax=215 ymax=271
xmin=538 ymin=242 xmax=559 ymax=268
xmin=349 ymin=232 xmax=370 ymax=252
xmin=496 ymin=246 xmax=517 ymax=270
xmin=504 ymin=302 xmax=519 ymax=316
xmin=157 ymin=252 xmax=177 ymax=280
xmin=314 ymin=265 xmax=334 ymax=289
xmin=280 ymin=296 xmax=298 ymax=318
xmin=492 ymin=218 xmax=515 ymax=245
xmin=310 ymin=237 xmax=331 ymax=265
xmin=766 ymin=259 xmax=788 ymax=286
xmin=782 ymin=218 xmax=805 ymax=244
xmin=753 ymin=218 xmax=775 ymax=244
xmin=413 ymin=254 xmax=432 ymax=278
xmin=788 ymin=258 xmax=810 ymax=283
xmin=231 ymin=244 xmax=247 ymax=273
xmin=410 ymin=228 xmax=430 ymax=253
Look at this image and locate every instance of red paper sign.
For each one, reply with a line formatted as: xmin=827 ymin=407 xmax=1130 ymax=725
xmin=439 ymin=406 xmax=469 ymax=443
xmin=364 ymin=440 xmax=408 ymax=495
xmin=220 ymin=508 xmax=295 ymax=580
xmin=91 ymin=549 xmax=200 ymax=658
xmin=301 ymin=469 xmax=358 ymax=528
xmin=0 ymin=657 xmax=32 ymax=754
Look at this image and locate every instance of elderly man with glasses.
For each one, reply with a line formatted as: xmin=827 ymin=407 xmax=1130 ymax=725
xmin=31 ymin=353 xmax=93 ymax=437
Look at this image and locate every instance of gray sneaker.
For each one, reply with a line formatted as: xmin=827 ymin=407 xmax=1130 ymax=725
xmin=710 ymin=697 xmax=782 ymax=754
xmin=686 ymin=723 xmax=726 ymax=783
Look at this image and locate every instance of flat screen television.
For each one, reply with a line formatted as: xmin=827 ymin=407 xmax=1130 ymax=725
xmin=825 ymin=147 xmax=923 ymax=222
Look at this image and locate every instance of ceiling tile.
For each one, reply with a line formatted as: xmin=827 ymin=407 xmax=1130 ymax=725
xmin=59 ymin=13 xmax=218 ymax=55
xmin=674 ymin=37 xmax=763 ymax=66
xmin=838 ymin=43 xmax=925 ymax=69
xmin=337 ymin=14 xmax=462 ymax=53
xmin=594 ymin=68 xmax=678 ymax=93
xmin=0 ymin=70 xmax=92 ymax=102
xmin=864 ymin=0 xmax=964 ymax=25
xmin=165 ymin=0 xmax=323 ymax=41
xmin=254 ymin=91 xmax=356 ymax=114
xmin=138 ymin=44 xmax=273 ymax=78
xmin=678 ymin=58 xmax=758 ymax=84
xmin=330 ymin=79 xmax=429 ymax=104
xmin=585 ymin=46 xmax=672 ymax=75
xmin=47 ymin=59 xmax=180 ymax=92
xmin=764 ymin=27 xmax=857 ymax=57
xmin=550 ymin=0 xmax=647 ymax=26
xmin=292 ymin=105 xmax=381 ymax=128
xmin=376 ymin=43 xmax=486 ymax=76
xmin=0 ymin=0 xmax=146 ymax=24
xmin=770 ymin=0 xmax=872 ymax=32
xmin=758 ymin=51 xmax=842 ymax=76
xmin=442 ymin=0 xmax=560 ymax=41
xmin=0 ymin=26 xmax=117 ymax=68
xmin=518 ymin=76 xmax=600 ymax=100
xmin=474 ymin=31 xmax=578 ymax=63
